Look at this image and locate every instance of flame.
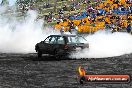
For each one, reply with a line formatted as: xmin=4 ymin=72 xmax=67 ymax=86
xmin=78 ymin=66 xmax=86 ymax=76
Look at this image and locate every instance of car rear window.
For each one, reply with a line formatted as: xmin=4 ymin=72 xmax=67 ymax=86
xmin=67 ymin=36 xmax=87 ymax=44
xmin=56 ymin=37 xmax=64 ymax=44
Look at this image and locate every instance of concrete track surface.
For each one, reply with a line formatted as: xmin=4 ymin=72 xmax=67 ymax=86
xmin=0 ymin=53 xmax=132 ymax=88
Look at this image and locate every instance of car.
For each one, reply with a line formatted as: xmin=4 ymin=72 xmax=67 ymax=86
xmin=35 ymin=34 xmax=89 ymax=59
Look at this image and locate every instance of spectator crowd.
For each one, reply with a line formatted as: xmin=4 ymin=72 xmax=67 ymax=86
xmin=53 ymin=0 xmax=132 ymax=34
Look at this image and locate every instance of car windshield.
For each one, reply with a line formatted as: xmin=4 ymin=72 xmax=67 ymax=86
xmin=67 ymin=36 xmax=87 ymax=44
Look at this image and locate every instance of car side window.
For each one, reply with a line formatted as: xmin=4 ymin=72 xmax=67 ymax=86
xmin=56 ymin=37 xmax=64 ymax=44
xmin=45 ymin=36 xmax=57 ymax=44
xmin=49 ymin=37 xmax=56 ymax=44
xmin=44 ymin=37 xmax=52 ymax=43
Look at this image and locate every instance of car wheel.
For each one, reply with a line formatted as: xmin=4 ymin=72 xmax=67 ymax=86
xmin=38 ymin=51 xmax=42 ymax=58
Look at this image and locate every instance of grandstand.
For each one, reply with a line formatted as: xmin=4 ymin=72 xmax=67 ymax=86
xmin=6 ymin=0 xmax=131 ymax=33
xmin=53 ymin=0 xmax=132 ymax=33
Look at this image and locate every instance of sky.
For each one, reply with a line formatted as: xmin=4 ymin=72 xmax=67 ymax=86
xmin=0 ymin=0 xmax=17 ymax=6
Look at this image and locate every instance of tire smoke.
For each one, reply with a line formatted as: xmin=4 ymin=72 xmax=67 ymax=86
xmin=71 ymin=31 xmax=132 ymax=58
xmin=0 ymin=6 xmax=58 ymax=53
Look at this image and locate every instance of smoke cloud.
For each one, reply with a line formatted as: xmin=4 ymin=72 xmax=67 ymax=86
xmin=0 ymin=6 xmax=58 ymax=53
xmin=71 ymin=31 xmax=132 ymax=58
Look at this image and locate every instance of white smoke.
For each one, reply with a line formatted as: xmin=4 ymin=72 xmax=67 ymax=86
xmin=0 ymin=0 xmax=16 ymax=6
xmin=0 ymin=6 xmax=58 ymax=53
xmin=71 ymin=31 xmax=132 ymax=58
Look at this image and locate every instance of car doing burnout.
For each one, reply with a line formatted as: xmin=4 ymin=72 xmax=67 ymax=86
xmin=35 ymin=34 xmax=89 ymax=58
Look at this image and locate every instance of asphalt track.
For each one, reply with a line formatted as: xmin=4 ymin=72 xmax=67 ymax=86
xmin=0 ymin=53 xmax=132 ymax=88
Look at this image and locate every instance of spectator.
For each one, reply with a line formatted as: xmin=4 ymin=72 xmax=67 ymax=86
xmin=60 ymin=27 xmax=65 ymax=34
xmin=126 ymin=24 xmax=131 ymax=33
xmin=63 ymin=4 xmax=68 ymax=11
xmin=50 ymin=0 xmax=131 ymax=33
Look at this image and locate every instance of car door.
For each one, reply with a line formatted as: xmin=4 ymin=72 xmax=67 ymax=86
xmin=38 ymin=36 xmax=52 ymax=54
xmin=45 ymin=36 xmax=65 ymax=55
xmin=54 ymin=36 xmax=65 ymax=51
xmin=47 ymin=36 xmax=57 ymax=54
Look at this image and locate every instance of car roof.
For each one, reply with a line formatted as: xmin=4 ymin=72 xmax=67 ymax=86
xmin=49 ymin=34 xmax=76 ymax=37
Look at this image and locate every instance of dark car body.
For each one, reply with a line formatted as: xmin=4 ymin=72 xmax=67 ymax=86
xmin=35 ymin=34 xmax=89 ymax=58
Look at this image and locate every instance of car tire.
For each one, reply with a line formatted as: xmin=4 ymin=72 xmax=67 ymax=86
xmin=38 ymin=51 xmax=42 ymax=58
